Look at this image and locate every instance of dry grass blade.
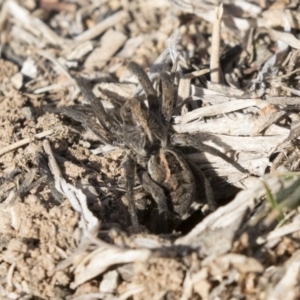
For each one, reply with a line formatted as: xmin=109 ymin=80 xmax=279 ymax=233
xmin=174 ymin=99 xmax=266 ymax=123
xmin=71 ymin=245 xmax=151 ymax=289
xmin=0 ymin=129 xmax=57 ymax=157
xmin=43 ymin=140 xmax=99 ymax=232
xmin=210 ymin=4 xmax=223 ymax=83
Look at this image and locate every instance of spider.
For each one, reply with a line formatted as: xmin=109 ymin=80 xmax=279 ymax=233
xmin=60 ymin=62 xmax=218 ymax=233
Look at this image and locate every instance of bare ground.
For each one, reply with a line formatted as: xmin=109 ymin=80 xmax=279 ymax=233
xmin=1 ymin=0 xmax=300 ymax=299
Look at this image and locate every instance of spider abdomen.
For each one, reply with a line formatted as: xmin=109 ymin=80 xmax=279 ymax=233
xmin=148 ymin=148 xmax=196 ymax=217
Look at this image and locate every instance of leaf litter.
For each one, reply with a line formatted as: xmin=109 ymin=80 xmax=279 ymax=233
xmin=1 ymin=0 xmax=300 ymax=299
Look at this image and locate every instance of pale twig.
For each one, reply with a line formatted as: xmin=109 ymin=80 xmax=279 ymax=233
xmin=71 ymin=245 xmax=150 ymax=288
xmin=37 ymin=50 xmax=79 ymax=100
xmin=34 ymin=82 xmax=73 ymax=94
xmin=210 ymin=4 xmax=223 ymax=83
xmin=84 ymin=29 xmax=127 ymax=68
xmin=0 ymin=129 xmax=56 ymax=157
xmin=257 ymin=220 xmax=300 ymax=244
xmin=66 ymin=41 xmax=94 ymax=60
xmin=6 ymin=263 xmax=15 ymax=288
xmin=42 ymin=139 xmax=63 ymax=179
xmin=174 ymin=99 xmax=267 ymax=124
xmin=177 ymin=78 xmax=191 ymax=104
xmin=37 ymin=50 xmax=74 ymax=82
xmin=74 ymin=11 xmax=129 ymax=43
xmin=184 ymin=68 xmax=210 ymax=79
xmin=270 ymin=29 xmax=300 ymax=50
xmin=7 ymin=0 xmax=63 ymax=46
xmin=0 ymin=1 xmax=8 ymax=32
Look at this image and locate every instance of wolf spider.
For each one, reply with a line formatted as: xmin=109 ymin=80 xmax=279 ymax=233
xmin=60 ymin=62 xmax=218 ymax=233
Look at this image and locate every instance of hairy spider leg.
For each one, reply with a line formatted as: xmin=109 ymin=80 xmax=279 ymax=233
xmin=123 ymin=154 xmax=139 ymax=229
xmin=137 ymin=169 xmax=173 ymax=234
xmin=127 ymin=62 xmax=160 ymax=116
xmin=75 ymin=78 xmax=116 ymax=133
xmin=160 ymin=72 xmax=175 ymax=125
